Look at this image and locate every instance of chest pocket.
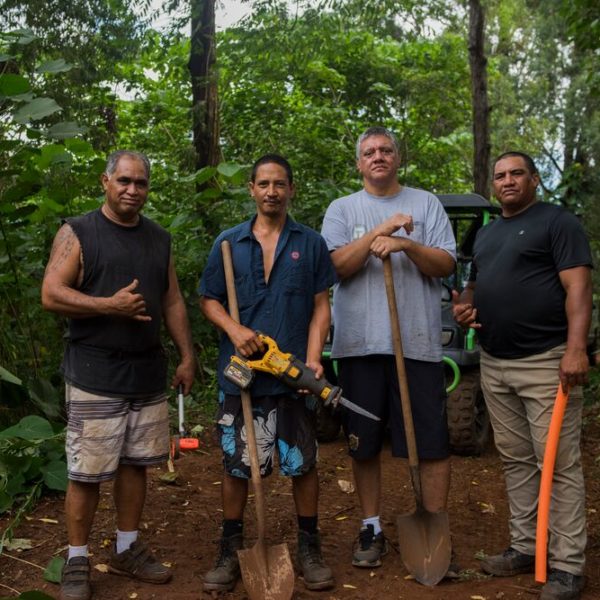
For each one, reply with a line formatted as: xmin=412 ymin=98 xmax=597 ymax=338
xmin=284 ymin=264 xmax=311 ymax=296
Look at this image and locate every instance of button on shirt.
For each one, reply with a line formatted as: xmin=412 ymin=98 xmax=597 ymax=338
xmin=199 ymin=216 xmax=336 ymax=396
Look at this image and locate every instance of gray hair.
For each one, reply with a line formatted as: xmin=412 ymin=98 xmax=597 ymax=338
xmin=356 ymin=126 xmax=400 ymax=160
xmin=105 ymin=150 xmax=151 ymax=179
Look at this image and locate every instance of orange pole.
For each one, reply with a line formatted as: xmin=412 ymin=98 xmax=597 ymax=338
xmin=535 ymin=385 xmax=569 ymax=583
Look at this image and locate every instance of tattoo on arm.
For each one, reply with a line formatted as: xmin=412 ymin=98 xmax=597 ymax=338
xmin=45 ymin=225 xmax=78 ymax=274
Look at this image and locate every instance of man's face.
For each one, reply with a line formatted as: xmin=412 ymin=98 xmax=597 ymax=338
xmin=249 ymin=162 xmax=294 ymax=219
xmin=356 ymin=134 xmax=401 ymax=187
xmin=492 ymin=156 xmax=539 ymax=216
xmin=101 ymin=156 xmax=149 ymax=224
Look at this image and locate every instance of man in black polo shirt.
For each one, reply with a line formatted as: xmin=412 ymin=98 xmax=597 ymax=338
xmin=453 ymin=151 xmax=592 ymax=600
xmin=42 ymin=150 xmax=196 ymax=600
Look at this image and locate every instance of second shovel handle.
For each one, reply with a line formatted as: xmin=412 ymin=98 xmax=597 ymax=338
xmin=382 ymin=258 xmax=422 ymax=500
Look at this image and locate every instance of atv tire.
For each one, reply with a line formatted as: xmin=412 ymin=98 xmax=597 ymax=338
xmin=315 ymin=401 xmax=342 ymax=443
xmin=446 ymin=371 xmax=490 ymax=456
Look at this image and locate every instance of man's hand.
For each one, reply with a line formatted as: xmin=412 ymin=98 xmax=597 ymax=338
xmin=370 ymin=235 xmax=407 ymax=259
xmin=229 ymin=324 xmax=264 ymax=357
xmin=108 ymin=279 xmax=151 ymax=321
xmin=451 ymin=290 xmax=481 ymax=329
xmin=559 ymin=348 xmax=589 ymax=391
xmin=171 ymin=358 xmax=196 ymax=395
xmin=375 ymin=213 xmax=414 ymax=237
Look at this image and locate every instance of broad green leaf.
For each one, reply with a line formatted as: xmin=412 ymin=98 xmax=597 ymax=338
xmin=169 ymin=213 xmax=192 ymax=228
xmin=0 ymin=74 xmax=31 ymax=96
xmin=0 ymin=415 xmax=54 ymax=440
xmin=6 ymin=28 xmax=37 ymax=45
xmin=41 ymin=460 xmax=68 ymax=491
xmin=28 ymin=378 xmax=62 ymax=421
xmin=43 ymin=556 xmax=65 ymax=583
xmin=47 ymin=121 xmax=88 ymax=139
xmin=217 ymin=162 xmax=244 ymax=178
xmin=5 ymin=471 xmax=25 ymax=496
xmin=4 ymin=538 xmax=33 ymax=551
xmin=65 ymin=138 xmax=94 ymax=155
xmin=0 ymin=53 xmax=14 ymax=61
xmin=37 ymin=144 xmax=69 ymax=168
xmin=13 ymin=98 xmax=61 ymax=123
xmin=0 ymin=366 xmax=22 ymax=385
xmin=36 ymin=59 xmax=73 ymax=74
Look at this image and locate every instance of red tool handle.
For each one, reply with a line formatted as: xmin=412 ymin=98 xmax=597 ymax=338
xmin=535 ymin=385 xmax=569 ymax=583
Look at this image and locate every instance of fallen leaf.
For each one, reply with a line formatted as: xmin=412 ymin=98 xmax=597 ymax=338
xmin=4 ymin=538 xmax=33 ymax=551
xmin=94 ymin=563 xmax=109 ymax=573
xmin=404 ymin=574 xmax=415 ymax=580
xmin=337 ymin=479 xmax=354 ymax=494
xmin=335 ymin=515 xmax=348 ymax=521
xmin=101 ymin=538 xmax=112 ymax=548
xmin=471 ymin=481 xmax=479 ymax=486
xmin=470 ymin=595 xmax=487 ymax=600
xmin=38 ymin=518 xmax=59 ymax=524
xmin=212 ymin=481 xmax=222 ymax=485
xmin=163 ymin=561 xmax=172 ymax=568
xmin=43 ymin=556 xmax=65 ymax=583
xmin=159 ymin=471 xmax=178 ymax=484
xmin=129 ymin=593 xmax=138 ymax=599
xmin=342 ymin=584 xmax=357 ymax=589
xmin=369 ymin=571 xmax=376 ymax=577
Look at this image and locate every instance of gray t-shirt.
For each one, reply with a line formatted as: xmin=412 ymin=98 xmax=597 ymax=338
xmin=321 ymin=187 xmax=456 ymax=362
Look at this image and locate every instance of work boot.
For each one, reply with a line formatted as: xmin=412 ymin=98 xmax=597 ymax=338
xmin=297 ymin=531 xmax=334 ymax=590
xmin=203 ymin=533 xmax=243 ymax=592
xmin=352 ymin=524 xmax=388 ymax=568
xmin=540 ymin=569 xmax=585 ymax=600
xmin=479 ymin=547 xmax=535 ymax=577
xmin=60 ymin=556 xmax=91 ymax=600
xmin=108 ymin=540 xmax=171 ymax=583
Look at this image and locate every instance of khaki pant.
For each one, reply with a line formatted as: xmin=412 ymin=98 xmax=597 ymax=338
xmin=480 ymin=344 xmax=586 ymax=575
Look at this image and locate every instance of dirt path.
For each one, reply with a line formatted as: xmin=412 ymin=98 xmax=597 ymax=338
xmin=2 ymin=405 xmax=599 ymax=600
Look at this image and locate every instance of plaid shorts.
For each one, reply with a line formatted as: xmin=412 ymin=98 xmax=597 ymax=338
xmin=65 ymin=383 xmax=169 ymax=483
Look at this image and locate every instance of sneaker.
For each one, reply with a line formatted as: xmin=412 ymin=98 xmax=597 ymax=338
xmin=479 ymin=547 xmax=535 ymax=577
xmin=540 ymin=569 xmax=585 ymax=600
xmin=203 ymin=534 xmax=243 ymax=592
xmin=60 ymin=556 xmax=91 ymax=600
xmin=352 ymin=524 xmax=388 ymax=568
xmin=108 ymin=540 xmax=171 ymax=583
xmin=297 ymin=531 xmax=334 ymax=590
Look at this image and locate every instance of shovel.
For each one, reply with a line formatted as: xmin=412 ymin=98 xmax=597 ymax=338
xmin=221 ymin=240 xmax=295 ymax=600
xmin=535 ymin=385 xmax=569 ymax=583
xmin=382 ymin=256 xmax=451 ymax=586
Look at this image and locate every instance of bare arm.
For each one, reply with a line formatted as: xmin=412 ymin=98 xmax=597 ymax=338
xmin=41 ymin=223 xmax=151 ymax=320
xmin=370 ymin=236 xmax=455 ymax=277
xmin=330 ymin=213 xmax=414 ymax=280
xmin=199 ymin=296 xmax=263 ymax=357
xmin=162 ymin=259 xmax=196 ymax=394
xmin=558 ymin=266 xmax=592 ymax=389
xmin=305 ymin=290 xmax=331 ymax=379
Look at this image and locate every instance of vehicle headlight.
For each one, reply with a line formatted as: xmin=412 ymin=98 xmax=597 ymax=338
xmin=441 ymin=329 xmax=454 ymax=346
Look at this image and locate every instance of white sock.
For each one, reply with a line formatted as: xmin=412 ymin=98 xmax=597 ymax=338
xmin=116 ymin=529 xmax=138 ymax=554
xmin=362 ymin=516 xmax=382 ymax=535
xmin=68 ymin=544 xmax=88 ymax=561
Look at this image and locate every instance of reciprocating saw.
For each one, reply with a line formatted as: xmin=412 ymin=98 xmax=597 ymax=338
xmin=224 ymin=333 xmax=379 ymax=421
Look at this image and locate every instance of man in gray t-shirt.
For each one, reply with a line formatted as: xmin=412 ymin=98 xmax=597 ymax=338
xmin=321 ymin=126 xmax=456 ymax=570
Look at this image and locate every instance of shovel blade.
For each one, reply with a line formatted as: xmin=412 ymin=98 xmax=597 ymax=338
xmin=238 ymin=542 xmax=295 ymax=600
xmin=397 ymin=509 xmax=452 ymax=586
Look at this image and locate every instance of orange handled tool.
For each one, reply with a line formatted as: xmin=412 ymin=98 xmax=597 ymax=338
xmin=170 ymin=384 xmax=200 ymax=459
xmin=535 ymin=385 xmax=569 ymax=583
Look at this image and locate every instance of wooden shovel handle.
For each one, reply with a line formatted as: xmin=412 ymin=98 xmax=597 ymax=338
xmin=221 ymin=240 xmax=267 ymax=544
xmin=382 ymin=257 xmax=423 ymax=505
xmin=535 ymin=385 xmax=569 ymax=583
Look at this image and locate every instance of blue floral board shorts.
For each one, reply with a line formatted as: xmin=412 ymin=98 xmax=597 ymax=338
xmin=216 ymin=392 xmax=318 ymax=478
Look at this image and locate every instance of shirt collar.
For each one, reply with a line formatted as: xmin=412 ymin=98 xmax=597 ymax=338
xmin=236 ymin=214 xmax=300 ymax=241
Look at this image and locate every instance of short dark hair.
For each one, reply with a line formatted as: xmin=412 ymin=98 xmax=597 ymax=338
xmin=356 ymin=126 xmax=400 ymax=160
xmin=494 ymin=151 xmax=538 ymax=176
xmin=250 ymin=154 xmax=293 ymax=184
xmin=105 ymin=150 xmax=151 ymax=179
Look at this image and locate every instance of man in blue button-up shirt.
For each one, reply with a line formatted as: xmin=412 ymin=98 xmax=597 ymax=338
xmin=199 ymin=154 xmax=336 ymax=593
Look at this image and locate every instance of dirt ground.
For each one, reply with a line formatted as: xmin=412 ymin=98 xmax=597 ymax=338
xmin=1 ymin=404 xmax=599 ymax=600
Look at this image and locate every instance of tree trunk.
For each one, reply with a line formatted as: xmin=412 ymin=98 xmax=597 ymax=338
xmin=468 ymin=0 xmax=490 ymax=198
xmin=189 ymin=0 xmax=220 ymax=170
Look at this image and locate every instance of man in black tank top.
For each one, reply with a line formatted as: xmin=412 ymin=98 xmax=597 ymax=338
xmin=453 ymin=152 xmax=591 ymax=600
xmin=42 ymin=151 xmax=195 ymax=600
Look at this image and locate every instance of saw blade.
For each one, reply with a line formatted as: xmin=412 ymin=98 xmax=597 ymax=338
xmin=338 ymin=396 xmax=380 ymax=421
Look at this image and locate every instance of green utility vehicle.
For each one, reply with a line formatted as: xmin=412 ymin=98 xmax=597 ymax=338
xmin=317 ymin=193 xmax=497 ymax=456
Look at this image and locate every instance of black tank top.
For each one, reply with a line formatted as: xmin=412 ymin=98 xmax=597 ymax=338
xmin=61 ymin=209 xmax=171 ymax=395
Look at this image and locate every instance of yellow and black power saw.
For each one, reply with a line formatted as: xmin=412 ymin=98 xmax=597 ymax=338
xmin=224 ymin=333 xmax=379 ymax=421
